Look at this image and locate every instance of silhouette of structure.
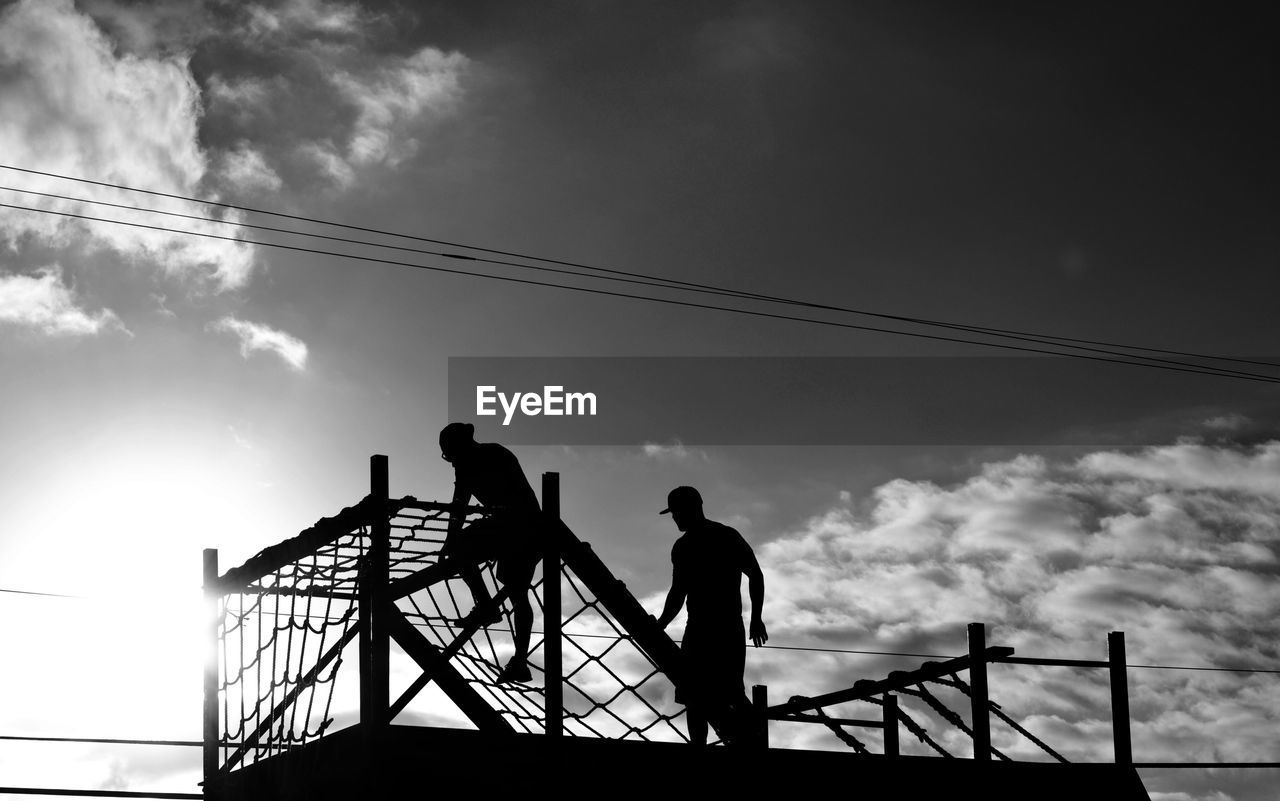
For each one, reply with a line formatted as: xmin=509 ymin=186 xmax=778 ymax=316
xmin=201 ymin=456 xmax=1150 ymax=800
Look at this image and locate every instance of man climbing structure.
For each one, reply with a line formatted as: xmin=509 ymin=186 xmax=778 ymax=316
xmin=437 ymin=422 xmax=543 ymax=683
xmin=655 ymin=486 xmax=767 ymax=745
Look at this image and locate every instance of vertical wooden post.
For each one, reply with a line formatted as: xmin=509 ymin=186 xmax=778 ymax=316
xmin=967 ymin=622 xmax=991 ymax=761
xmin=360 ymin=455 xmax=391 ymax=789
xmin=361 ymin=456 xmax=391 ymax=727
xmin=202 ymin=548 xmax=219 ymax=801
xmin=542 ymin=471 xmax=563 ymax=738
xmin=1109 ymin=631 xmax=1132 ymax=766
xmin=882 ymin=694 xmax=899 ymax=757
xmin=751 ymin=684 xmax=769 ymax=749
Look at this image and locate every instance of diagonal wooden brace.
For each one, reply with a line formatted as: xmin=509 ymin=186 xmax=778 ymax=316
xmin=385 ymin=606 xmax=513 ymax=733
xmin=386 ymin=586 xmax=513 ymax=720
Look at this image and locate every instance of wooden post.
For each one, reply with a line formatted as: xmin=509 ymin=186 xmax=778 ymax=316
xmin=359 ymin=455 xmax=391 ymax=789
xmin=1108 ymin=631 xmax=1132 ymax=766
xmin=967 ymin=622 xmax=991 ymax=761
xmin=752 ymin=684 xmax=769 ymax=749
xmin=542 ymin=472 xmax=563 ymax=738
xmin=361 ymin=456 xmax=391 ymax=727
xmin=202 ymin=549 xmax=219 ymax=801
xmin=882 ymin=694 xmax=899 ymax=757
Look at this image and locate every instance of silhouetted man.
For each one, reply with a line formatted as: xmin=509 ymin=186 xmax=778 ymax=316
xmin=655 ymin=486 xmax=767 ymax=745
xmin=438 ymin=422 xmax=542 ymax=683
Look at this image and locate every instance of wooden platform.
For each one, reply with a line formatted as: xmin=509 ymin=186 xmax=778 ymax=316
xmin=213 ymin=724 xmax=1151 ymax=800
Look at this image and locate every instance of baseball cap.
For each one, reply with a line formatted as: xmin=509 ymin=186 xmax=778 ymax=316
xmin=660 ymin=486 xmax=703 ymax=514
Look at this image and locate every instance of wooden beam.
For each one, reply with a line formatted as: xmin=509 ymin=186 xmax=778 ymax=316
xmin=386 ymin=585 xmax=512 ymax=720
xmin=388 ymin=561 xmax=455 ymax=600
xmin=384 ymin=607 xmax=514 ymax=734
xmin=239 ymin=584 xmax=359 ymax=601
xmin=752 ymin=685 xmax=769 ymax=749
xmin=202 ymin=549 xmax=219 ymax=800
xmin=363 ymin=455 xmax=390 ymax=728
xmin=968 ymin=622 xmax=991 ymax=761
xmin=1109 ymin=631 xmax=1132 ymax=766
xmin=996 ymin=656 xmax=1107 ymax=669
xmin=542 ymin=472 xmax=562 ymax=739
xmin=882 ymin=694 xmax=899 ymax=757
xmin=390 ymin=497 xmax=486 ymax=516
xmin=217 ymin=497 xmax=378 ymax=593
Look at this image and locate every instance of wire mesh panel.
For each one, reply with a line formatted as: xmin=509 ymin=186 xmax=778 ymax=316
xmin=389 ymin=503 xmax=690 ymax=742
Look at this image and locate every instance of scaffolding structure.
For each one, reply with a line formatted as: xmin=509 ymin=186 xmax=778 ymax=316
xmin=201 ymin=455 xmax=1151 ymax=801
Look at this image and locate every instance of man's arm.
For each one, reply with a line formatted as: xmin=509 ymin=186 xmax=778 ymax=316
xmin=441 ymin=479 xmax=472 ymax=556
xmin=743 ymin=538 xmax=768 ymax=647
xmin=656 ymin=550 xmax=687 ymax=629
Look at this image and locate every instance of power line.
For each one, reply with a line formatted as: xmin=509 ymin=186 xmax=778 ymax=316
xmin=0 ymin=184 xmax=768 ymax=303
xmin=0 ymin=788 xmax=200 ymax=799
xmin=0 ymin=587 xmax=79 ymax=599
xmin=5 ymin=188 xmax=1275 ymax=383
xmin=5 ymin=585 xmax=1280 ymax=675
xmin=3 ymin=199 xmax=1276 ymax=386
xmin=1 ymin=168 xmax=1275 ymax=375
xmin=0 ymin=735 xmax=199 ymax=747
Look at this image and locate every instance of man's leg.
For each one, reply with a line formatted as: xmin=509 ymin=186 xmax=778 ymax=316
xmin=687 ymin=709 xmax=708 ymax=746
xmin=511 ymin=591 xmax=532 ymax=662
xmin=443 ymin=524 xmax=503 ymax=626
xmin=495 ymin=553 xmax=536 ymax=682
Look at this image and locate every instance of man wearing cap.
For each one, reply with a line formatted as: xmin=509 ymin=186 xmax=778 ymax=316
xmin=438 ymin=422 xmax=542 ymax=683
xmin=655 ymin=486 xmax=767 ymax=745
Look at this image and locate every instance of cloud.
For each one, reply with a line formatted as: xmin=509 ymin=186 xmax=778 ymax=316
xmin=1203 ymin=413 xmax=1250 ymax=432
xmin=744 ymin=443 xmax=1280 ymax=766
xmin=333 ymin=47 xmax=468 ymax=167
xmin=0 ymin=0 xmax=255 ymax=290
xmin=0 ymin=268 xmax=127 ymax=336
xmin=244 ymin=0 xmax=376 ymax=39
xmin=640 ymin=441 xmax=709 ymax=462
xmin=209 ymin=316 xmax=308 ymax=370
xmin=202 ymin=3 xmax=469 ymax=189
xmin=216 ymin=143 xmax=284 ymax=193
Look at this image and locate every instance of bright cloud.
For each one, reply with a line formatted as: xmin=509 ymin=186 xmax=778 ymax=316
xmin=641 ymin=441 xmax=708 ymax=462
xmin=0 ymin=0 xmax=255 ymax=290
xmin=744 ymin=442 xmax=1280 ymax=772
xmin=217 ymin=143 xmax=284 ymax=194
xmin=209 ymin=316 xmax=308 ymax=370
xmin=204 ymin=1 xmax=470 ymax=189
xmin=245 ymin=0 xmax=374 ymax=39
xmin=333 ymin=47 xmax=468 ymax=167
xmin=0 ymin=268 xmax=126 ymax=336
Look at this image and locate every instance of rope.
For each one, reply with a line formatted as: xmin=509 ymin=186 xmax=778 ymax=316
xmin=781 ymin=700 xmax=869 ymax=754
xmin=902 ymin=684 xmax=1010 ymax=761
xmin=934 ymin=673 xmax=1069 ymax=763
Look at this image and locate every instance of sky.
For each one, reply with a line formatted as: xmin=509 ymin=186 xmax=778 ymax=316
xmin=0 ymin=0 xmax=1277 ymax=798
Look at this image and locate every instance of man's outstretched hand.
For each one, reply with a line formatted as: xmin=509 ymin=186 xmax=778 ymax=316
xmin=750 ymin=616 xmax=768 ymax=647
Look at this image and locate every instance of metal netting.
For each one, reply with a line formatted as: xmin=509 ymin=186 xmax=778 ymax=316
xmin=389 ymin=505 xmax=690 ymax=742
xmin=214 ymin=498 xmax=691 ymax=776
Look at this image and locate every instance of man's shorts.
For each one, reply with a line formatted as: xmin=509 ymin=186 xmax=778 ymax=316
xmin=446 ymin=514 xmax=541 ymax=587
xmin=675 ymin=616 xmax=746 ymax=707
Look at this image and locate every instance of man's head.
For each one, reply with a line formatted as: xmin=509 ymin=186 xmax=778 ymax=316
xmin=660 ymin=485 xmax=705 ymax=532
xmin=439 ymin=422 xmax=476 ymax=463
